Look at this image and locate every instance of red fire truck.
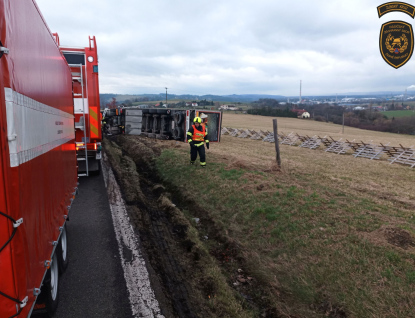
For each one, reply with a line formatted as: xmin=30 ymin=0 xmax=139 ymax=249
xmin=58 ymin=35 xmax=102 ymax=176
xmin=0 ymin=1 xmax=99 ymax=317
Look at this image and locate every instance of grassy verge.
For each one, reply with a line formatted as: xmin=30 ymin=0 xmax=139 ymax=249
xmin=104 ymin=137 xmax=259 ymax=318
xmin=154 ymin=137 xmax=415 ymax=317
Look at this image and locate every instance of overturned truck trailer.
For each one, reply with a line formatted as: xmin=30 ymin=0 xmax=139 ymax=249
xmin=107 ymin=108 xmax=223 ymax=143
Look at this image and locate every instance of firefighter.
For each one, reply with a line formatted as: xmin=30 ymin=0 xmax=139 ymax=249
xmin=187 ymin=117 xmax=209 ymax=167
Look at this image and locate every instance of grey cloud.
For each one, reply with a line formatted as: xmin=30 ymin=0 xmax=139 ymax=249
xmin=35 ymin=0 xmax=415 ymax=95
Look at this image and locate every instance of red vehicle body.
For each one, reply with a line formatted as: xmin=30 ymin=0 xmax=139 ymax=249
xmin=58 ymin=36 xmax=102 ymax=176
xmin=0 ymin=1 xmax=79 ymax=317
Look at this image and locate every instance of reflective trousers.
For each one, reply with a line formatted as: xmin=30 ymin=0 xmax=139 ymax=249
xmin=190 ymin=144 xmax=206 ymax=166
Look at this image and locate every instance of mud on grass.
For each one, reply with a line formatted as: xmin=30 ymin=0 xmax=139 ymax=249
xmin=103 ymin=136 xmax=260 ymax=318
xmin=105 ymin=135 xmax=415 ymax=318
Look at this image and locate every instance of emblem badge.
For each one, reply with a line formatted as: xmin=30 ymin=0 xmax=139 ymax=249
xmin=379 ymin=20 xmax=414 ymax=68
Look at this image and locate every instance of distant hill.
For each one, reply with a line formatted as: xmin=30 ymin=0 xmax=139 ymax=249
xmin=100 ymin=90 xmax=415 ymax=107
xmin=100 ymin=93 xmax=287 ymax=105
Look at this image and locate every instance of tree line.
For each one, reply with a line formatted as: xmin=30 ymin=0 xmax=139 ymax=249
xmin=247 ymin=107 xmax=297 ymax=118
xmin=309 ymin=104 xmax=415 ymax=135
xmin=248 ymin=99 xmax=297 ymax=118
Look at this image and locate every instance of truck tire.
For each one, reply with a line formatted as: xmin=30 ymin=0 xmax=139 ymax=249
xmin=174 ymin=126 xmax=184 ymax=140
xmin=57 ymin=224 xmax=69 ymax=274
xmin=174 ymin=113 xmax=184 ymax=125
xmin=44 ymin=253 xmax=59 ymax=317
xmin=89 ymin=159 xmax=101 ymax=176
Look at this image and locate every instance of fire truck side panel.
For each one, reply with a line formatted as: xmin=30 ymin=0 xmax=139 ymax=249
xmin=0 ymin=1 xmax=77 ymax=316
xmin=0 ymin=30 xmax=16 ymax=318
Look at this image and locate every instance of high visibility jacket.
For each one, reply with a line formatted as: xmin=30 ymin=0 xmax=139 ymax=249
xmin=191 ymin=124 xmax=206 ymax=142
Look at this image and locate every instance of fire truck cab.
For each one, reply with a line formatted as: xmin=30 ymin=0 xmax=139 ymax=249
xmin=57 ymin=35 xmax=102 ymax=176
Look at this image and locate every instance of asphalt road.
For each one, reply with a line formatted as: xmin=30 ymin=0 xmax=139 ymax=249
xmin=51 ymin=173 xmax=133 ymax=318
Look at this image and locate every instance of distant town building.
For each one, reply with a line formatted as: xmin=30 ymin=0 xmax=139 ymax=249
xmin=291 ymin=108 xmax=307 ymax=116
xmin=219 ymin=104 xmax=239 ymax=111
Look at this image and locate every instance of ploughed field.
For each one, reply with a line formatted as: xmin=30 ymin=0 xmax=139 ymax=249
xmin=104 ymin=114 xmax=415 ymax=318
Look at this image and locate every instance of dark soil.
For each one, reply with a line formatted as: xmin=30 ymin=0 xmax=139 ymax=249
xmin=103 ymin=135 xmax=284 ymax=318
xmin=385 ymin=227 xmax=415 ymax=250
xmin=317 ymin=300 xmax=348 ymax=318
xmin=104 ymin=137 xmax=197 ymax=318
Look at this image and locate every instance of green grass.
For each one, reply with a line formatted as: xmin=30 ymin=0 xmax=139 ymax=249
xmin=155 ymin=147 xmax=415 ymax=318
xmin=381 ymin=110 xmax=415 ymax=118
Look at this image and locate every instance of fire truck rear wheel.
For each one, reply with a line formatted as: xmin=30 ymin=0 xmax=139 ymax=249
xmin=57 ymin=224 xmax=69 ymax=274
xmin=89 ymin=161 xmax=101 ymax=176
xmin=45 ymin=253 xmax=60 ymax=316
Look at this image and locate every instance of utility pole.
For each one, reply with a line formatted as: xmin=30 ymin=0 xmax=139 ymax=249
xmin=165 ymin=87 xmax=168 ymax=107
xmin=299 ymin=80 xmax=302 ymax=103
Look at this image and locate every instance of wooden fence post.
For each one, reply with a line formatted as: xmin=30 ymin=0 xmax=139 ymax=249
xmin=273 ymin=119 xmax=281 ymax=168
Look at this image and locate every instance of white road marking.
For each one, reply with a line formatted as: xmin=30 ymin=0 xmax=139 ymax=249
xmin=102 ymin=153 xmax=165 ymax=318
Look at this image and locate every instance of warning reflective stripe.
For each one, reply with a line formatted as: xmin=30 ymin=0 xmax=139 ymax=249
xmin=5 ymin=88 xmax=75 ymax=168
xmin=90 ymin=107 xmax=99 ymax=138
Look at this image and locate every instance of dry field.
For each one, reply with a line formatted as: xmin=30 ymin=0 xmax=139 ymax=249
xmin=223 ymin=113 xmax=415 ymax=146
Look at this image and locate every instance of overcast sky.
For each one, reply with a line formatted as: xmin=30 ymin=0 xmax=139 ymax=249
xmin=35 ymin=0 xmax=415 ymax=96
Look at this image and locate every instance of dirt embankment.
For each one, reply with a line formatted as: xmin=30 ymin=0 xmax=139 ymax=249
xmin=103 ymin=136 xmax=280 ymax=318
